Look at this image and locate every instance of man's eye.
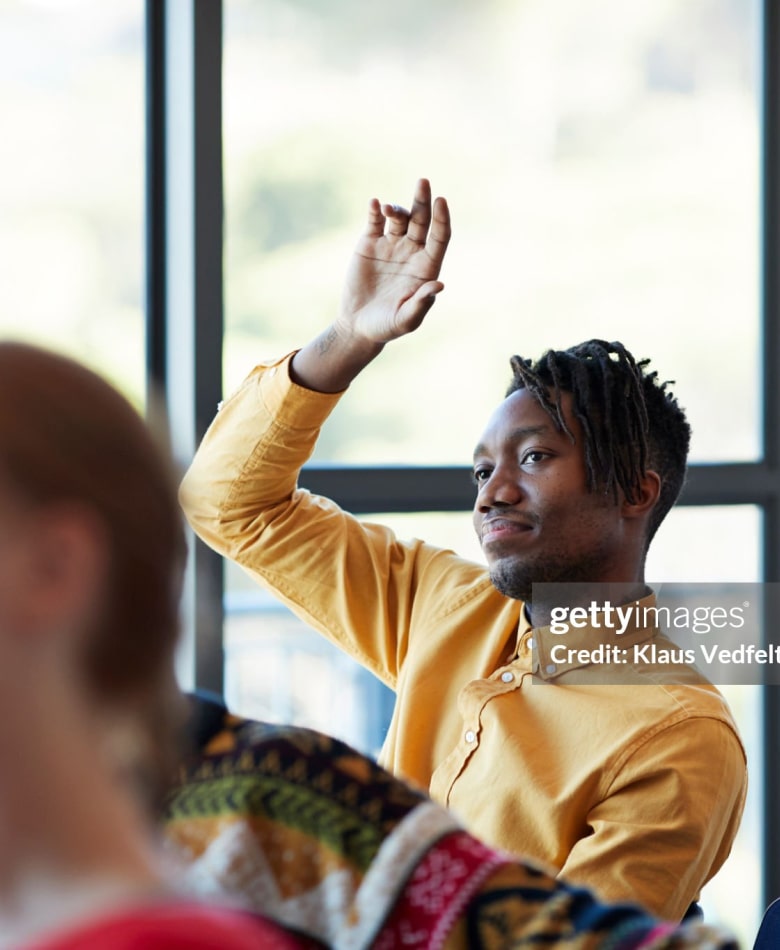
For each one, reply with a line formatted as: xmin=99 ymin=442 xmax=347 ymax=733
xmin=472 ymin=468 xmax=491 ymax=484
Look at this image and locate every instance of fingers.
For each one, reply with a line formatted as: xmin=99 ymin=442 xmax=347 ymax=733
xmin=366 ymin=197 xmax=410 ymax=238
xmin=365 ymin=179 xmax=451 ymax=262
xmin=381 ymin=202 xmax=411 ymax=238
xmin=365 ymin=197 xmax=386 ymax=238
xmin=426 ymin=195 xmax=451 ymax=267
xmin=406 ymin=178 xmax=432 ymax=245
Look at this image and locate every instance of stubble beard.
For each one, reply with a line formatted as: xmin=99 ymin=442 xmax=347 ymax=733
xmin=488 ymin=548 xmax=614 ymax=604
xmin=489 ymin=558 xmax=535 ymax=602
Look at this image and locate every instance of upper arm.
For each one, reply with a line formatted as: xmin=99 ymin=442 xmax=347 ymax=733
xmin=178 ymin=359 xmax=420 ymax=681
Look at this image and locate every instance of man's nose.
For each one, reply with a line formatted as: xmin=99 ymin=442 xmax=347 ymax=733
xmin=477 ymin=465 xmax=524 ymax=510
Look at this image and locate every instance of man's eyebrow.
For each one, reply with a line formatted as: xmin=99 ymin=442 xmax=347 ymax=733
xmin=472 ymin=425 xmax=553 ymax=461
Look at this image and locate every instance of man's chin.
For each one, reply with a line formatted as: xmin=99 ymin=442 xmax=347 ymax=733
xmin=488 ymin=561 xmax=533 ymax=602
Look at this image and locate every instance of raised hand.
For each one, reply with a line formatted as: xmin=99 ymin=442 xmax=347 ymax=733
xmin=291 ymin=178 xmax=451 ymax=393
xmin=338 ymin=178 xmax=451 ymax=343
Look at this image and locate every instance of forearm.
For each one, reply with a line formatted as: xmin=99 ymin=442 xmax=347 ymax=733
xmin=559 ymin=718 xmax=746 ymax=920
xmin=179 ymin=356 xmax=427 ymax=680
xmin=180 ymin=354 xmax=341 ymax=549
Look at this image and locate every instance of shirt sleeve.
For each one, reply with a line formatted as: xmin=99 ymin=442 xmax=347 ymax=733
xmin=558 ymin=714 xmax=747 ymax=920
xmin=179 ymin=353 xmax=443 ymax=685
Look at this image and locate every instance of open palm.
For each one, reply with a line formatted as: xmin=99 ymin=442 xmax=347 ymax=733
xmin=338 ymin=178 xmax=451 ymax=343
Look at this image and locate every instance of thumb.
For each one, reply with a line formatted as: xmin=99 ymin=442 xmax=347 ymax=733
xmin=397 ymin=281 xmax=444 ymax=332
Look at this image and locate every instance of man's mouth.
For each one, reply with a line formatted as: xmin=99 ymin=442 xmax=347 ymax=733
xmin=480 ymin=516 xmax=536 ymax=546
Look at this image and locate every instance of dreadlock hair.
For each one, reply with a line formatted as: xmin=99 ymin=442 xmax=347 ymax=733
xmin=506 ymin=340 xmax=691 ymax=547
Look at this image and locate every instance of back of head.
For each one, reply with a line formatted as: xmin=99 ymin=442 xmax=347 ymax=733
xmin=506 ymin=339 xmax=691 ymax=546
xmin=0 ymin=342 xmax=187 ymax=795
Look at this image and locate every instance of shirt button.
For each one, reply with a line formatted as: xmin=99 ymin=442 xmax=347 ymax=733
xmin=465 ymin=730 xmax=476 ymax=743
xmin=545 ymin=663 xmax=557 ymax=675
xmin=527 ymin=638 xmax=535 ymax=650
xmin=501 ymin=671 xmax=514 ymax=683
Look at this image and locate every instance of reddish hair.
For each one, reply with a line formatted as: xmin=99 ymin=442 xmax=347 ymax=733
xmin=0 ymin=342 xmax=187 ymax=794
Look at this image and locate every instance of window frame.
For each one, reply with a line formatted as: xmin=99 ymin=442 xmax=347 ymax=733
xmin=145 ymin=0 xmax=780 ymax=904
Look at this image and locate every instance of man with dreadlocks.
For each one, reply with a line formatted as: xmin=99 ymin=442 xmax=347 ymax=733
xmin=180 ymin=179 xmax=746 ymax=922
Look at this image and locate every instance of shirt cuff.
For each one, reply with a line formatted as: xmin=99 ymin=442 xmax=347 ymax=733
xmin=248 ymin=351 xmax=344 ymax=430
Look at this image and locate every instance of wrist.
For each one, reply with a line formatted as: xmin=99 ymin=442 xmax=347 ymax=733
xmin=290 ymin=324 xmax=384 ymax=394
xmin=331 ymin=319 xmax=385 ymax=360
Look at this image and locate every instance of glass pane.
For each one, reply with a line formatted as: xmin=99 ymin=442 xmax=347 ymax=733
xmin=223 ymin=1 xmax=763 ymax=940
xmin=223 ymin=0 xmax=760 ymax=465
xmin=646 ymin=504 xmax=761 ymax=582
xmin=705 ymin=682 xmax=762 ymax=947
xmin=648 ymin=505 xmax=762 ymax=944
xmin=0 ymin=0 xmax=145 ymax=406
xmin=223 ymin=503 xmax=762 ymax=941
xmin=224 ymin=558 xmax=394 ymax=756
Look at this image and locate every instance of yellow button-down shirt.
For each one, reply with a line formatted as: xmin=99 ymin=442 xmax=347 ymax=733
xmin=180 ymin=353 xmax=747 ymax=921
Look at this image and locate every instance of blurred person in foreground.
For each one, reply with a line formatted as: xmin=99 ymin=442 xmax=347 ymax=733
xmin=179 ymin=178 xmax=746 ymax=921
xmin=0 ymin=343 xmax=302 ymax=949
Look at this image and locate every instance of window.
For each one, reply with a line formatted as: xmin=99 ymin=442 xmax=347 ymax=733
xmin=223 ymin=0 xmax=759 ymax=466
xmin=1 ymin=0 xmax=770 ymax=942
xmin=146 ymin=0 xmax=772 ymax=941
xmin=0 ymin=0 xmax=145 ymax=406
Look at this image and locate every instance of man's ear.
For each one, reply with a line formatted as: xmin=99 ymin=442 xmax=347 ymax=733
xmin=621 ymin=470 xmax=662 ymax=520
